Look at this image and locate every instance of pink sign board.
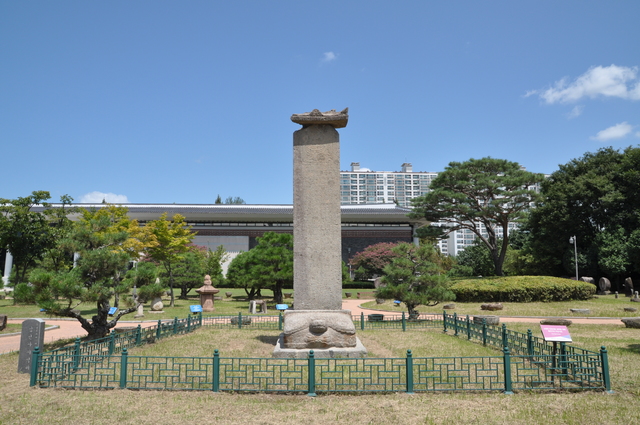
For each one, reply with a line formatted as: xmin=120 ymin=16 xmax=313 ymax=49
xmin=540 ymin=325 xmax=572 ymax=342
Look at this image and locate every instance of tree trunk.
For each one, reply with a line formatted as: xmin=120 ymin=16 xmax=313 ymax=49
xmin=273 ymin=282 xmax=283 ymax=304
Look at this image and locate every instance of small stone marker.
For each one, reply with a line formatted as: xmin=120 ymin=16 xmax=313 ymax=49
xmin=623 ymin=307 xmax=637 ymax=312
xmin=0 ymin=314 xmax=7 ymax=331
xmin=481 ymin=303 xmax=503 ymax=311
xmin=621 ymin=318 xmax=640 ymax=329
xmin=569 ymin=308 xmax=590 ymax=315
xmin=473 ymin=315 xmax=499 ymax=325
xmin=540 ymin=318 xmax=572 ymax=326
xmin=18 ymin=318 xmax=45 ymax=373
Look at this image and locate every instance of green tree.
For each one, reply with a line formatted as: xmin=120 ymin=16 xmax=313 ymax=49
xmin=525 ymin=147 xmax=640 ymax=285
xmin=0 ymin=191 xmax=74 ymax=285
xmin=162 ymin=245 xmax=206 ymax=299
xmin=30 ymin=206 xmax=156 ymax=339
xmin=376 ymin=243 xmax=455 ymax=317
xmin=204 ymin=245 xmax=228 ymax=286
xmin=224 ymin=196 xmax=246 ymax=204
xmin=455 ymin=240 xmax=495 ymax=277
xmin=123 ymin=261 xmax=166 ymax=303
xmin=410 ymin=157 xmax=544 ymax=276
xmin=144 ymin=213 xmax=194 ymax=307
xmin=225 ymin=232 xmax=292 ymax=303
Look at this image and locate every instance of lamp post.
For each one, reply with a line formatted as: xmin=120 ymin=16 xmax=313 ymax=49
xmin=569 ymin=236 xmax=578 ymax=280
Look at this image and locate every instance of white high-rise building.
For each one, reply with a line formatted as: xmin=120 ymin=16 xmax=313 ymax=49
xmin=340 ymin=162 xmax=438 ymax=207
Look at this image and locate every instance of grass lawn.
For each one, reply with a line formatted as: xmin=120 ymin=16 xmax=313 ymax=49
xmin=1 ymin=312 xmax=638 ymax=424
xmin=364 ymin=295 xmax=640 ymax=318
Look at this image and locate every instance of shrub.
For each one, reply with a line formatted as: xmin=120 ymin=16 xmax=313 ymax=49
xmin=13 ymin=282 xmax=36 ymax=304
xmin=450 ymin=276 xmax=596 ymax=302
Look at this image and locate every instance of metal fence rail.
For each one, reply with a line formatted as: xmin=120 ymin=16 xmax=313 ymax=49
xmin=30 ymin=311 xmax=612 ymax=393
xmin=31 ymin=347 xmax=607 ymax=394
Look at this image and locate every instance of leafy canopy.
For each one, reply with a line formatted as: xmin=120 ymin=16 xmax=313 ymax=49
xmin=410 ymin=157 xmax=543 ymax=276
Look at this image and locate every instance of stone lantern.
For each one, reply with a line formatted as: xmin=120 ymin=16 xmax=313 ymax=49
xmin=196 ymin=274 xmax=219 ymax=312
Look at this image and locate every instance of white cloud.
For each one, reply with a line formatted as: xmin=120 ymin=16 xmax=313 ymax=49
xmin=590 ymin=122 xmax=633 ymax=141
xmin=528 ymin=65 xmax=640 ymax=104
xmin=321 ymin=51 xmax=337 ymax=63
xmin=567 ymin=105 xmax=584 ymax=119
xmin=79 ymin=191 xmax=130 ymax=204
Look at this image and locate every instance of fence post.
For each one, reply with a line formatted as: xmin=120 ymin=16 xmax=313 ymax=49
xmin=187 ymin=315 xmax=192 ymax=333
xmin=360 ymin=312 xmax=364 ymax=331
xmin=453 ymin=313 xmax=458 ymax=336
xmin=73 ymin=338 xmax=81 ymax=372
xmin=559 ymin=342 xmax=568 ymax=377
xmin=199 ymin=312 xmax=203 ymax=327
xmin=173 ymin=317 xmax=178 ymax=335
xmin=527 ymin=329 xmax=533 ymax=358
xmin=29 ymin=347 xmax=40 ymax=387
xmin=212 ymin=349 xmax=220 ymax=392
xmin=482 ymin=319 xmax=487 ymax=346
xmin=443 ymin=311 xmax=447 ymax=333
xmin=402 ymin=312 xmax=406 ymax=332
xmin=108 ymin=332 xmax=115 ymax=355
xmin=502 ymin=324 xmax=508 ymax=349
xmin=600 ymin=346 xmax=614 ymax=394
xmin=156 ymin=319 xmax=162 ymax=341
xmin=466 ymin=315 xmax=471 ymax=340
xmin=136 ymin=325 xmax=142 ymax=346
xmin=503 ymin=347 xmax=514 ymax=395
xmin=406 ymin=349 xmax=414 ymax=394
xmin=307 ymin=350 xmax=316 ymax=397
xmin=119 ymin=348 xmax=128 ymax=389
xmin=279 ymin=312 xmax=283 ymax=331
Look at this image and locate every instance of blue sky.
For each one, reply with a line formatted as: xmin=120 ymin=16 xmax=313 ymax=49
xmin=2 ymin=1 xmax=639 ymax=205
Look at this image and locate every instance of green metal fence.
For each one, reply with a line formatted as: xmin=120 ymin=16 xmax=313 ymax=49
xmin=31 ymin=346 xmax=608 ymax=394
xmin=29 ymin=311 xmax=612 ymax=393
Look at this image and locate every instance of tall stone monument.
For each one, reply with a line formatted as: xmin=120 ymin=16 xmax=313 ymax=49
xmin=273 ymin=108 xmax=366 ymax=358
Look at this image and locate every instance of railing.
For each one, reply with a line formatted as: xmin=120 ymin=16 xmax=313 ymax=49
xmin=31 ymin=346 xmax=609 ymax=394
xmin=29 ymin=311 xmax=612 ymax=393
xmin=441 ymin=312 xmax=608 ymax=390
xmin=31 ymin=314 xmax=203 ymax=386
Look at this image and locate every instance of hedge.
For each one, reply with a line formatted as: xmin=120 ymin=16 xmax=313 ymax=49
xmin=450 ymin=276 xmax=596 ymax=303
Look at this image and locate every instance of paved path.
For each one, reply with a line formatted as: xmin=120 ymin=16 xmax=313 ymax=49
xmin=0 ymin=318 xmax=162 ymax=355
xmin=1 ymin=300 xmax=625 ymax=354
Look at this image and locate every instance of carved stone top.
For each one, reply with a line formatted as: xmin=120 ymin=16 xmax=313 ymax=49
xmin=291 ymin=108 xmax=349 ymax=128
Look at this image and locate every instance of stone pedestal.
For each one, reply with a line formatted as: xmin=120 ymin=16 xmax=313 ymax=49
xmin=273 ymin=310 xmax=366 ymax=358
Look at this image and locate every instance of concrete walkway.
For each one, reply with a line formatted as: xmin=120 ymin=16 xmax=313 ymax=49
xmin=1 ymin=299 xmax=625 ymax=354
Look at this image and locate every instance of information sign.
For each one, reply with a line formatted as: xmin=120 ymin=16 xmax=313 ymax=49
xmin=540 ymin=325 xmax=572 ymax=342
xmin=108 ymin=307 xmax=118 ymax=316
xmin=190 ymin=305 xmax=203 ymax=314
xmin=276 ymin=304 xmax=289 ymax=311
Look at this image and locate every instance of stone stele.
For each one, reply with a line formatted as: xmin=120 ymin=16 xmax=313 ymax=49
xmin=274 ymin=108 xmax=366 ymax=359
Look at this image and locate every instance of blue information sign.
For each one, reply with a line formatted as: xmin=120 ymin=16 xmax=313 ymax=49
xmin=190 ymin=305 xmax=203 ymax=314
xmin=276 ymin=304 xmax=289 ymax=311
xmin=108 ymin=307 xmax=118 ymax=316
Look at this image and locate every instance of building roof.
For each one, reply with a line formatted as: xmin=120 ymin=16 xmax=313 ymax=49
xmin=38 ymin=203 xmax=425 ymax=226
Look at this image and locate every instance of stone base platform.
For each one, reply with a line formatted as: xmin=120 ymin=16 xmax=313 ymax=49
xmin=273 ymin=334 xmax=367 ymax=358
